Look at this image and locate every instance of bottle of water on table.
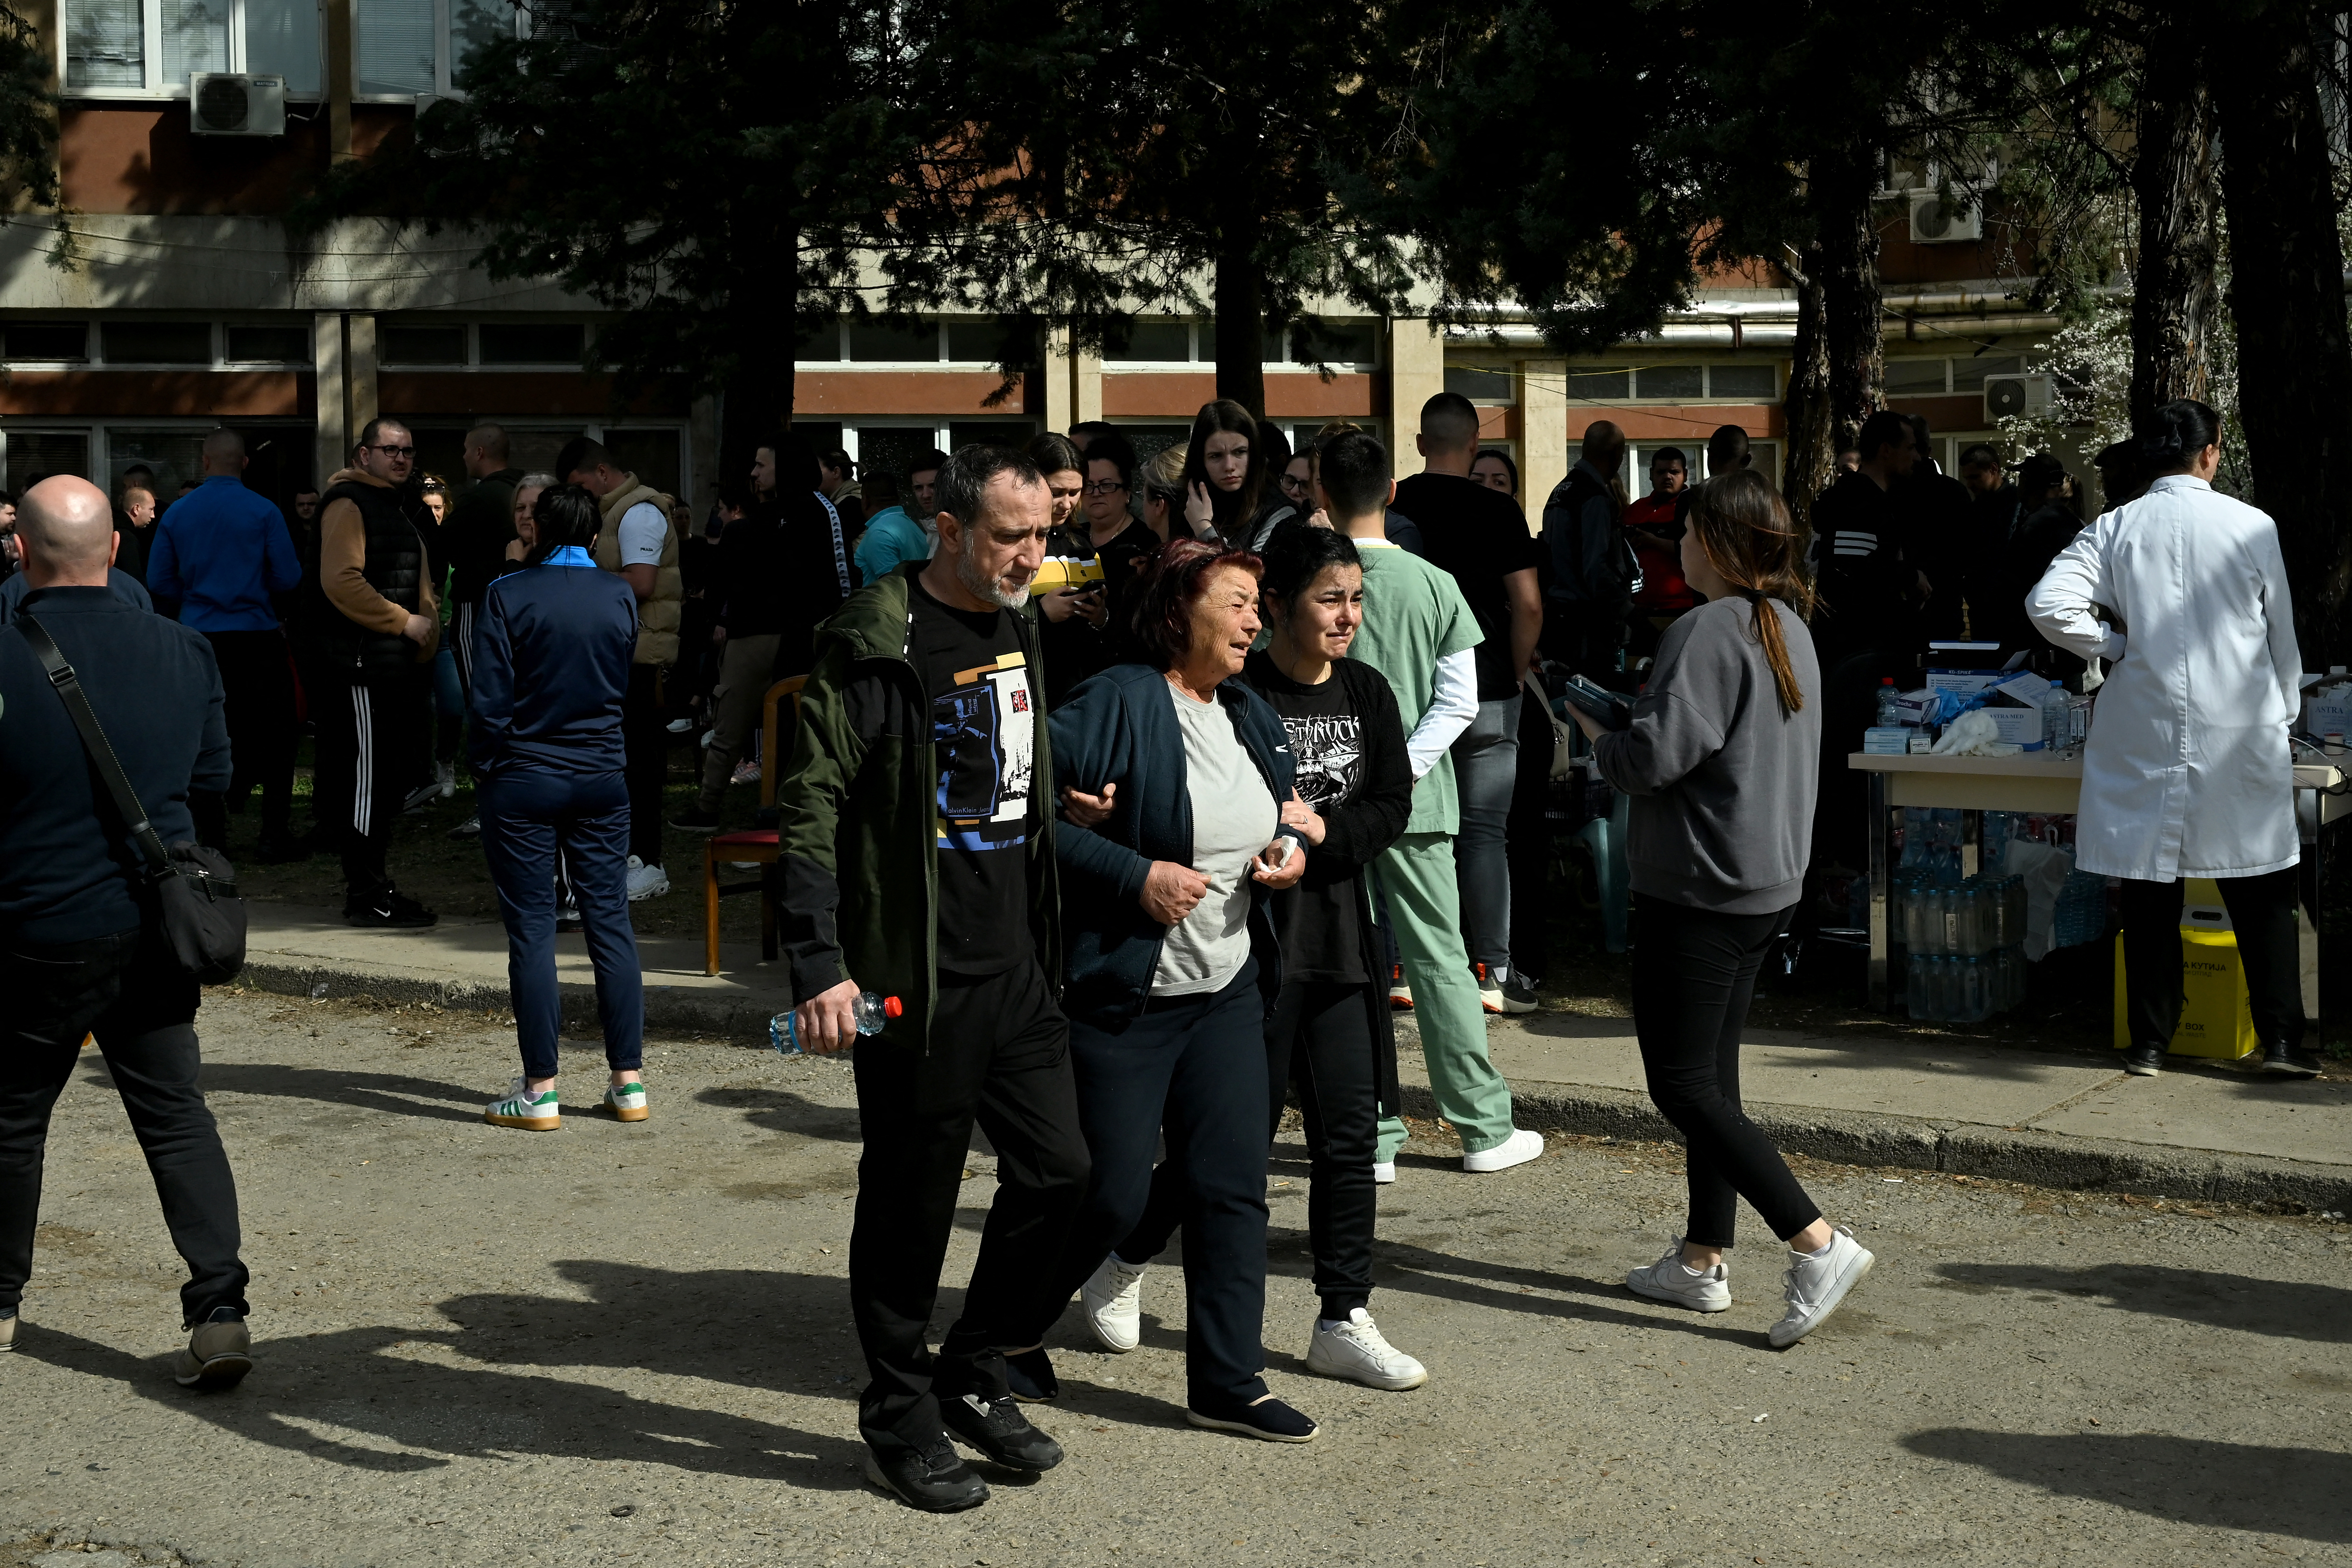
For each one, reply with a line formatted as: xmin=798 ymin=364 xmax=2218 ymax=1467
xmin=772 ymin=991 xmax=903 ymax=1054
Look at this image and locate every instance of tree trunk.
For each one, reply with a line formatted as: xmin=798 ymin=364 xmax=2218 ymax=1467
xmin=1782 ymin=242 xmax=1835 ymax=537
xmin=2129 ymin=33 xmax=2219 ymax=422
xmin=1816 ymin=148 xmax=1884 ymax=455
xmin=2212 ymin=1 xmax=2352 ymax=667
xmin=1213 ymin=228 xmax=1266 ymax=419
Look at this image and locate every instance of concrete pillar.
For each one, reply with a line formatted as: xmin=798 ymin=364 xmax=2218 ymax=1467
xmin=1519 ymin=359 xmax=1567 ymax=516
xmin=1071 ymin=340 xmax=1102 ymax=427
xmin=1043 ymin=326 xmax=1075 ymax=433
xmin=314 ymin=313 xmax=347 ymax=483
xmin=347 ymin=312 xmax=379 ymax=441
xmin=324 ymin=0 xmax=354 ymax=161
xmin=1386 ymin=317 xmax=1444 ymax=476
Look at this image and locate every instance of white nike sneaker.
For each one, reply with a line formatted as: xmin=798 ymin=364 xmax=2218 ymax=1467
xmin=1769 ymin=1226 xmax=1875 ymax=1348
xmin=625 ymin=855 xmax=670 ymax=901
xmin=1461 ymin=1127 xmax=1544 ymax=1173
xmin=1625 ymin=1237 xmax=1731 ymax=1312
xmin=1305 ymin=1309 xmax=1427 ymax=1390
xmin=1081 ymin=1254 xmax=1147 ymax=1352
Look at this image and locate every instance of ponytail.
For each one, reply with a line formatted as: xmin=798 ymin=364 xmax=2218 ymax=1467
xmin=2139 ymin=399 xmax=2222 ymax=471
xmin=1685 ymin=469 xmax=1813 ymax=715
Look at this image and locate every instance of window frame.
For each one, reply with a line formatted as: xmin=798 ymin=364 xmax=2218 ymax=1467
xmin=0 ymin=317 xmax=314 ymax=370
xmin=351 ymin=0 xmax=527 ymax=104
xmin=60 ymin=0 xmax=327 ymax=100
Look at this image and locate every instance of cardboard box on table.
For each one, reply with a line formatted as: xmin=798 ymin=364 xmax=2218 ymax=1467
xmin=2110 ymin=879 xmax=2259 ymax=1061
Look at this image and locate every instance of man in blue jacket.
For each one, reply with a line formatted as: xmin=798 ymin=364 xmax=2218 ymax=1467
xmin=147 ymin=429 xmax=305 ymax=861
xmin=0 ymin=476 xmax=254 ymax=1388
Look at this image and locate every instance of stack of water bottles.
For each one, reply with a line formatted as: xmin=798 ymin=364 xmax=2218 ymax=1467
xmin=1894 ymin=869 xmax=2030 ymax=1022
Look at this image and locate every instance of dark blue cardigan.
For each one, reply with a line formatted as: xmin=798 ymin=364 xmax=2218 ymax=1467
xmin=466 ymin=550 xmax=639 ymax=777
xmin=1048 ymin=662 xmax=1305 ymax=1032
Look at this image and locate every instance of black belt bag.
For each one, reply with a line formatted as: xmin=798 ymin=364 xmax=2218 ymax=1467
xmin=17 ymin=610 xmax=248 ymax=984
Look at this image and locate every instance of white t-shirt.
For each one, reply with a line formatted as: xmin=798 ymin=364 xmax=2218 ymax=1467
xmin=1151 ymin=681 xmax=1279 ymax=997
xmin=615 ymin=501 xmax=668 ymax=567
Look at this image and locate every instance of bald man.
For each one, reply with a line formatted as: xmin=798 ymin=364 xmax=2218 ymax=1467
xmin=148 ymin=428 xmax=305 ymax=861
xmin=0 ymin=476 xmax=255 ymax=1386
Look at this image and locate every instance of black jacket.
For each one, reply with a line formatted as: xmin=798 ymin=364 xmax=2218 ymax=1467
xmin=0 ymin=586 xmax=229 ymax=943
xmin=1807 ymin=469 xmax=1917 ymax=664
xmin=447 ymin=467 xmax=523 ymax=606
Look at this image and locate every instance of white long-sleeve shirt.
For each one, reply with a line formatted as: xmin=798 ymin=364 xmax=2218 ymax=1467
xmin=1407 ymin=649 xmax=1479 ymax=779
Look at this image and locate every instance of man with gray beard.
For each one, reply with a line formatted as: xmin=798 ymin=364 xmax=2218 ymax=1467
xmin=773 ymin=445 xmax=1089 ymax=1513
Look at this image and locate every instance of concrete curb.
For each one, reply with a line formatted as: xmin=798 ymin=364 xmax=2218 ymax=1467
xmin=231 ymin=957 xmax=2352 ymax=1212
xmin=1399 ymin=1078 xmax=2352 ymax=1212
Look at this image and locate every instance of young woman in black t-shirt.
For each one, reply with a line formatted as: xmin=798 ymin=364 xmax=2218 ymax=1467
xmin=1081 ymin=526 xmax=1425 ymax=1391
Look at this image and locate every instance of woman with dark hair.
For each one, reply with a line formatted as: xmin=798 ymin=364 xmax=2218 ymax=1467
xmin=1076 ymin=525 xmax=1423 ymax=1392
xmin=1180 ymin=399 xmax=1266 ymax=544
xmin=1469 ymin=448 xmax=1518 ymax=497
xmin=1029 ymin=432 xmax=1114 ymax=705
xmin=2029 ymin=399 xmax=2315 ymax=1079
xmin=1242 ymin=423 xmax=1299 ymax=549
xmin=1564 ymin=469 xmax=1875 ymax=1348
xmin=470 ymin=482 xmax=649 ymax=1132
xmin=1027 ymin=538 xmax=1317 ymax=1440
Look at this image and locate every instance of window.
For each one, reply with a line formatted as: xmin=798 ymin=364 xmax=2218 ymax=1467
xmin=354 ymin=0 xmax=522 ymax=98
xmin=1564 ymin=365 xmax=1629 ymax=400
xmin=1952 ymin=354 xmax=2024 ymax=392
xmin=3 ymin=431 xmax=93 ymax=489
xmin=1445 ymin=365 xmax=1515 ymax=404
xmin=1284 ymin=321 xmax=1378 ymax=366
xmin=110 ymin=430 xmax=212 ymax=498
xmin=603 ymin=429 xmax=682 ymax=499
xmin=380 ymin=323 xmax=468 ymax=365
xmin=225 ymin=324 xmax=310 ymax=364
xmin=3 ymin=322 xmax=90 ymax=361
xmin=795 ymin=322 xmax=843 ymax=362
xmin=948 ymin=420 xmax=1037 ymax=452
xmin=101 ymin=321 xmax=213 ymax=364
xmin=946 ymin=320 xmax=1036 ymax=365
xmin=64 ymin=0 xmax=322 ymax=95
xmin=848 ymin=322 xmax=941 ymax=363
xmin=478 ymin=323 xmax=584 ymax=365
xmin=1106 ymin=321 xmax=1193 ymax=364
xmin=1885 ymin=358 xmax=1951 ymax=395
xmin=1706 ymin=363 xmax=1777 ymax=399
xmin=1634 ymin=364 xmax=1702 ymax=399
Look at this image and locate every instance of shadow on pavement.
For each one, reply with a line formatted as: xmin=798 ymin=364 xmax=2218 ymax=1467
xmin=693 ymin=1084 xmax=864 ymax=1141
xmin=195 ymin=1063 xmax=486 ymax=1125
xmin=1903 ymin=1428 xmax=2352 ymax=1543
xmin=18 ymin=1315 xmax=869 ymax=1489
xmin=1934 ymin=1262 xmax=2352 ymax=1344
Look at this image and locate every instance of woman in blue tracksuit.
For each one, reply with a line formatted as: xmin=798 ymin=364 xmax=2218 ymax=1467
xmin=1024 ymin=537 xmax=1317 ymax=1442
xmin=468 ymin=483 xmax=648 ymax=1132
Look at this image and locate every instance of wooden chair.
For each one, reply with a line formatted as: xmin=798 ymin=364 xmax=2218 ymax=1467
xmin=702 ymin=676 xmax=806 ymax=976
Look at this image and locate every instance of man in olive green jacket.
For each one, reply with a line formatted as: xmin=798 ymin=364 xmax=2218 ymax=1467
xmin=775 ymin=444 xmax=1088 ymax=1513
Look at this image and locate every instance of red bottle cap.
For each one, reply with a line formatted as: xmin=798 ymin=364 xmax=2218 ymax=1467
xmin=882 ymin=996 xmax=904 ymax=1018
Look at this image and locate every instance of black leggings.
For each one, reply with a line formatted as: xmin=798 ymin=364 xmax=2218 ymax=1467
xmin=1118 ymin=979 xmax=1383 ymax=1321
xmin=2118 ymin=867 xmax=2304 ymax=1051
xmin=1631 ymin=894 xmax=1820 ymax=1248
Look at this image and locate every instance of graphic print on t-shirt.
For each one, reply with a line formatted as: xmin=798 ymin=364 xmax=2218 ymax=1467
xmin=933 ymin=651 xmax=1035 ymax=851
xmin=1282 ymin=711 xmax=1363 ymax=811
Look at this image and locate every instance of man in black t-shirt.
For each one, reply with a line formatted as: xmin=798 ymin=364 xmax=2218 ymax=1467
xmin=1393 ymin=392 xmax=1543 ymax=1013
xmin=775 ymin=444 xmax=1085 ymax=1513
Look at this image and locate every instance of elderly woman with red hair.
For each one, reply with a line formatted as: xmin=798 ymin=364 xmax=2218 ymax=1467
xmin=1016 ymin=538 xmax=1318 ymax=1442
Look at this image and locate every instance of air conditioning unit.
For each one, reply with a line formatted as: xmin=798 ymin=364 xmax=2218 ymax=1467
xmin=1984 ymin=374 xmax=2055 ymax=421
xmin=189 ymin=73 xmax=287 ymax=137
xmin=1908 ymin=192 xmax=1982 ymax=245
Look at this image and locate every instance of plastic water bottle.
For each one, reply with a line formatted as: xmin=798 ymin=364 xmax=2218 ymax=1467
xmin=1875 ymin=677 xmax=1903 ymax=729
xmin=2043 ymin=681 xmax=2069 ymax=752
xmin=772 ymin=991 xmax=903 ymax=1054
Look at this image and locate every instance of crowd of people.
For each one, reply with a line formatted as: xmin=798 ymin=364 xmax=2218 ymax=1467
xmin=0 ymin=383 xmax=2315 ymax=1511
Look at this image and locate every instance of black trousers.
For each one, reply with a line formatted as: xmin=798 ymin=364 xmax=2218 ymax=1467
xmin=621 ymin=664 xmax=666 ymax=866
xmin=2119 ymin=868 xmax=2305 ymax=1051
xmin=0 ymin=923 xmax=248 ymax=1326
xmin=1039 ymin=961 xmax=1271 ymax=1413
xmin=1121 ymin=978 xmax=1382 ymax=1320
xmin=192 ymin=629 xmax=296 ymax=845
xmin=311 ymin=671 xmax=421 ymax=896
xmin=849 ymin=959 xmax=1088 ymax=1454
xmin=1631 ymin=895 xmax=1822 ymax=1247
xmin=1507 ymin=683 xmax=1556 ymax=986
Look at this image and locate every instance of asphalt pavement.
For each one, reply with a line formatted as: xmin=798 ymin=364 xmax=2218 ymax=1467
xmin=3 ymin=989 xmax=2348 ymax=1568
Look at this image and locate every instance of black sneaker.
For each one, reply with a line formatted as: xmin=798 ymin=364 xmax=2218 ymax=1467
xmin=1186 ymin=1396 xmax=1320 ymax=1443
xmin=345 ymin=888 xmax=438 ymax=929
xmin=863 ymin=1438 xmax=989 ymax=1512
xmin=2121 ymin=1043 xmax=2167 ymax=1077
xmin=941 ymin=1390 xmax=1064 ymax=1471
xmin=1500 ymin=975 xmax=1540 ymax=1014
xmin=175 ymin=1306 xmax=253 ymax=1391
xmin=1003 ymin=1346 xmax=1059 ymax=1403
xmin=667 ymin=807 xmax=722 ymax=834
xmin=400 ymin=780 xmax=443 ymax=816
xmin=447 ymin=813 xmax=482 ymax=840
xmin=2262 ymin=1040 xmax=2323 ymax=1078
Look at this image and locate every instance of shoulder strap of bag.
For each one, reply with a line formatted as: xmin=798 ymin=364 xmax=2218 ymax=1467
xmin=14 ymin=610 xmax=173 ymax=878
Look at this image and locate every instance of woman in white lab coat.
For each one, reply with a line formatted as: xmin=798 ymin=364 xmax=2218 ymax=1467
xmin=2026 ymin=399 xmax=2317 ymax=1078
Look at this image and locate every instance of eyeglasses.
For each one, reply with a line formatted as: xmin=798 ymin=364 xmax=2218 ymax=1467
xmin=1279 ymin=475 xmax=1311 ymax=492
xmin=367 ymin=444 xmax=417 ymax=458
xmin=1083 ymin=480 xmax=1129 ymax=496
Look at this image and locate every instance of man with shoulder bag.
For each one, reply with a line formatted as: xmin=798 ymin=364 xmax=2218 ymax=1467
xmin=0 ymin=476 xmax=257 ymax=1387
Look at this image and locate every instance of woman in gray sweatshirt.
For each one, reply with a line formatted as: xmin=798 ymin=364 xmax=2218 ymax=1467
xmin=1566 ymin=469 xmax=1874 ymax=1350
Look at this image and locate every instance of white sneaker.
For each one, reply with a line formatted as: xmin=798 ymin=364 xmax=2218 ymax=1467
xmin=435 ymin=760 xmax=456 ymax=798
xmin=666 ymin=715 xmax=696 ymax=735
xmin=603 ymin=1080 xmax=648 ymax=1122
xmin=1081 ymin=1254 xmax=1147 ymax=1352
xmin=485 ymin=1077 xmax=559 ymax=1131
xmin=1371 ymin=1162 xmax=1397 ymax=1185
xmin=1769 ymin=1226 xmax=1875 ymax=1348
xmin=1625 ymin=1237 xmax=1731 ymax=1312
xmin=625 ymin=856 xmax=670 ymax=901
xmin=1462 ymin=1127 xmax=1544 ymax=1173
xmin=730 ymin=757 xmax=761 ymax=786
xmin=1305 ymin=1309 xmax=1427 ymax=1390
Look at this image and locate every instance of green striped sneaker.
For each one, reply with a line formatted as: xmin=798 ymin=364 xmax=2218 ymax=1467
xmin=604 ymin=1080 xmax=648 ymax=1122
xmin=486 ymin=1078 xmax=560 ymax=1131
